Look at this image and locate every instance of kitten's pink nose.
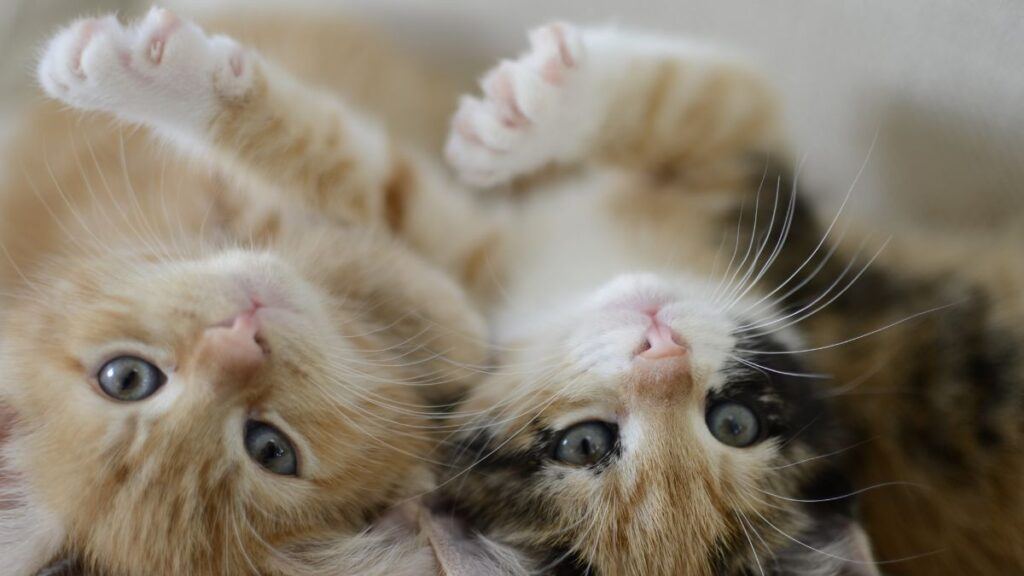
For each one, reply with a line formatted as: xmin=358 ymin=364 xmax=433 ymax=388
xmin=637 ymin=321 xmax=687 ymax=360
xmin=197 ymin=305 xmax=267 ymax=381
xmin=628 ymin=318 xmax=692 ymax=404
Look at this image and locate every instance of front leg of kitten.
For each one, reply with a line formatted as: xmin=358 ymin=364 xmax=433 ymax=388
xmin=38 ymin=10 xmax=249 ymax=137
xmin=37 ymin=8 xmax=391 ymax=223
xmin=37 ymin=8 xmax=492 ymax=277
xmin=447 ymin=22 xmax=783 ymax=186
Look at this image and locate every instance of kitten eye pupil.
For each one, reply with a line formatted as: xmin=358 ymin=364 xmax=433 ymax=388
xmin=553 ymin=421 xmax=617 ymax=467
xmin=97 ymin=356 xmax=165 ymax=402
xmin=245 ymin=420 xmax=298 ymax=477
xmin=261 ymin=440 xmax=284 ymax=461
xmin=706 ymin=401 xmax=761 ymax=448
xmin=728 ymin=420 xmax=743 ymax=436
xmin=118 ymin=370 xmax=139 ymax=393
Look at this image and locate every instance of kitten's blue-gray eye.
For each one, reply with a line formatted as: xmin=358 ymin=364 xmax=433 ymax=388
xmin=706 ymin=401 xmax=761 ymax=447
xmin=244 ymin=421 xmax=298 ymax=476
xmin=97 ymin=356 xmax=165 ymax=401
xmin=554 ymin=421 xmax=617 ymax=467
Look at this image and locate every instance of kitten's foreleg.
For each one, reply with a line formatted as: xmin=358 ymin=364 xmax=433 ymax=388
xmin=37 ymin=8 xmax=494 ymax=279
xmin=447 ymin=23 xmax=784 ymax=186
xmin=38 ymin=8 xmax=393 ymax=222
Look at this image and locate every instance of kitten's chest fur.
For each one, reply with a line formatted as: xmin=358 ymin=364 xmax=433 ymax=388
xmin=492 ymin=168 xmax=738 ymax=337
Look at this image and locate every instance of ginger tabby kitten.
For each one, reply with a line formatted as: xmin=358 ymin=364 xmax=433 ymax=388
xmin=3 ymin=7 xmax=515 ymax=576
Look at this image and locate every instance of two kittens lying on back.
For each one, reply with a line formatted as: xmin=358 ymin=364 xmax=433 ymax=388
xmin=3 ymin=6 xmax=1022 ymax=576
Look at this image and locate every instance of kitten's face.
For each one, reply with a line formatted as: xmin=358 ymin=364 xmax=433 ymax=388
xmin=447 ymin=273 xmax=873 ymax=576
xmin=0 ymin=240 xmax=482 ymax=574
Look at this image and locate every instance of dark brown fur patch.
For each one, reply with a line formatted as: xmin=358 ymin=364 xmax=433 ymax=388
xmin=743 ymin=163 xmax=1024 ymax=575
xmin=383 ymin=155 xmax=414 ymax=233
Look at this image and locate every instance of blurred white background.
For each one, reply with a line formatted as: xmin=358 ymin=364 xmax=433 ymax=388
xmin=3 ymin=0 xmax=1022 ymax=229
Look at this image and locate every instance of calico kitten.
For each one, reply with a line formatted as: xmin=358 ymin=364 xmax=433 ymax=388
xmin=442 ymin=22 xmax=1024 ymax=576
xmin=437 ymin=24 xmax=880 ymax=576
xmin=31 ymin=8 xmax=1024 ymax=574
xmin=22 ymin=9 xmax=875 ymax=574
xmin=2 ymin=8 xmax=509 ymax=576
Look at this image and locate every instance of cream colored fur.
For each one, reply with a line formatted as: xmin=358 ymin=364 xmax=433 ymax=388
xmin=18 ymin=7 xmax=879 ymax=575
xmin=2 ymin=7 xmax=498 ymax=576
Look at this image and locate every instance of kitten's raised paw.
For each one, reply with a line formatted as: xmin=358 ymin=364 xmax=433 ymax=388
xmin=446 ymin=22 xmax=588 ymax=187
xmin=37 ymin=7 xmax=252 ymax=133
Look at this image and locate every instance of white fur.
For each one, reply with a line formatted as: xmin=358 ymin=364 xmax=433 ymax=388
xmin=450 ymin=25 xmax=761 ymax=415
xmin=446 ymin=23 xmax=736 ymax=187
xmin=456 ymin=19 xmax=793 ymax=516
xmin=37 ymin=8 xmax=251 ymax=138
xmin=566 ymin=273 xmax=737 ymax=380
xmin=456 ymin=23 xmax=764 ymax=349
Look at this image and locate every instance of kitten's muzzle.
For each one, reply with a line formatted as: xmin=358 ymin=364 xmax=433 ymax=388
xmin=636 ymin=320 xmax=687 ymax=360
xmin=195 ymin=301 xmax=268 ymax=384
xmin=628 ymin=316 xmax=693 ymax=404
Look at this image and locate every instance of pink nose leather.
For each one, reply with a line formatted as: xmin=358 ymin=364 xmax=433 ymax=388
xmin=638 ymin=321 xmax=687 ymax=360
xmin=198 ymin=306 xmax=267 ymax=380
xmin=630 ymin=319 xmax=692 ymax=404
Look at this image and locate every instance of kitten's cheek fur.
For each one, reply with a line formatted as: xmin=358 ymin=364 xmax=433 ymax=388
xmin=0 ymin=439 xmax=66 ymax=576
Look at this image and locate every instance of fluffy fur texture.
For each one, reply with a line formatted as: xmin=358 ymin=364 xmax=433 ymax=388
xmin=769 ymin=225 xmax=1024 ymax=576
xmin=3 ymin=7 xmax=505 ymax=576
xmin=443 ymin=23 xmax=1024 ymax=576
xmin=438 ymin=22 xmax=1024 ymax=573
xmin=437 ymin=23 xmax=879 ymax=576
xmin=15 ymin=5 xmax=1023 ymax=576
xmin=21 ymin=9 xmax=881 ymax=575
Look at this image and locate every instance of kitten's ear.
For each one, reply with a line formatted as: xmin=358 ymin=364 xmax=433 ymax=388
xmin=421 ymin=512 xmax=531 ymax=576
xmin=776 ymin=514 xmax=880 ymax=576
xmin=273 ymin=503 xmax=530 ymax=576
xmin=0 ymin=404 xmax=67 ymax=576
